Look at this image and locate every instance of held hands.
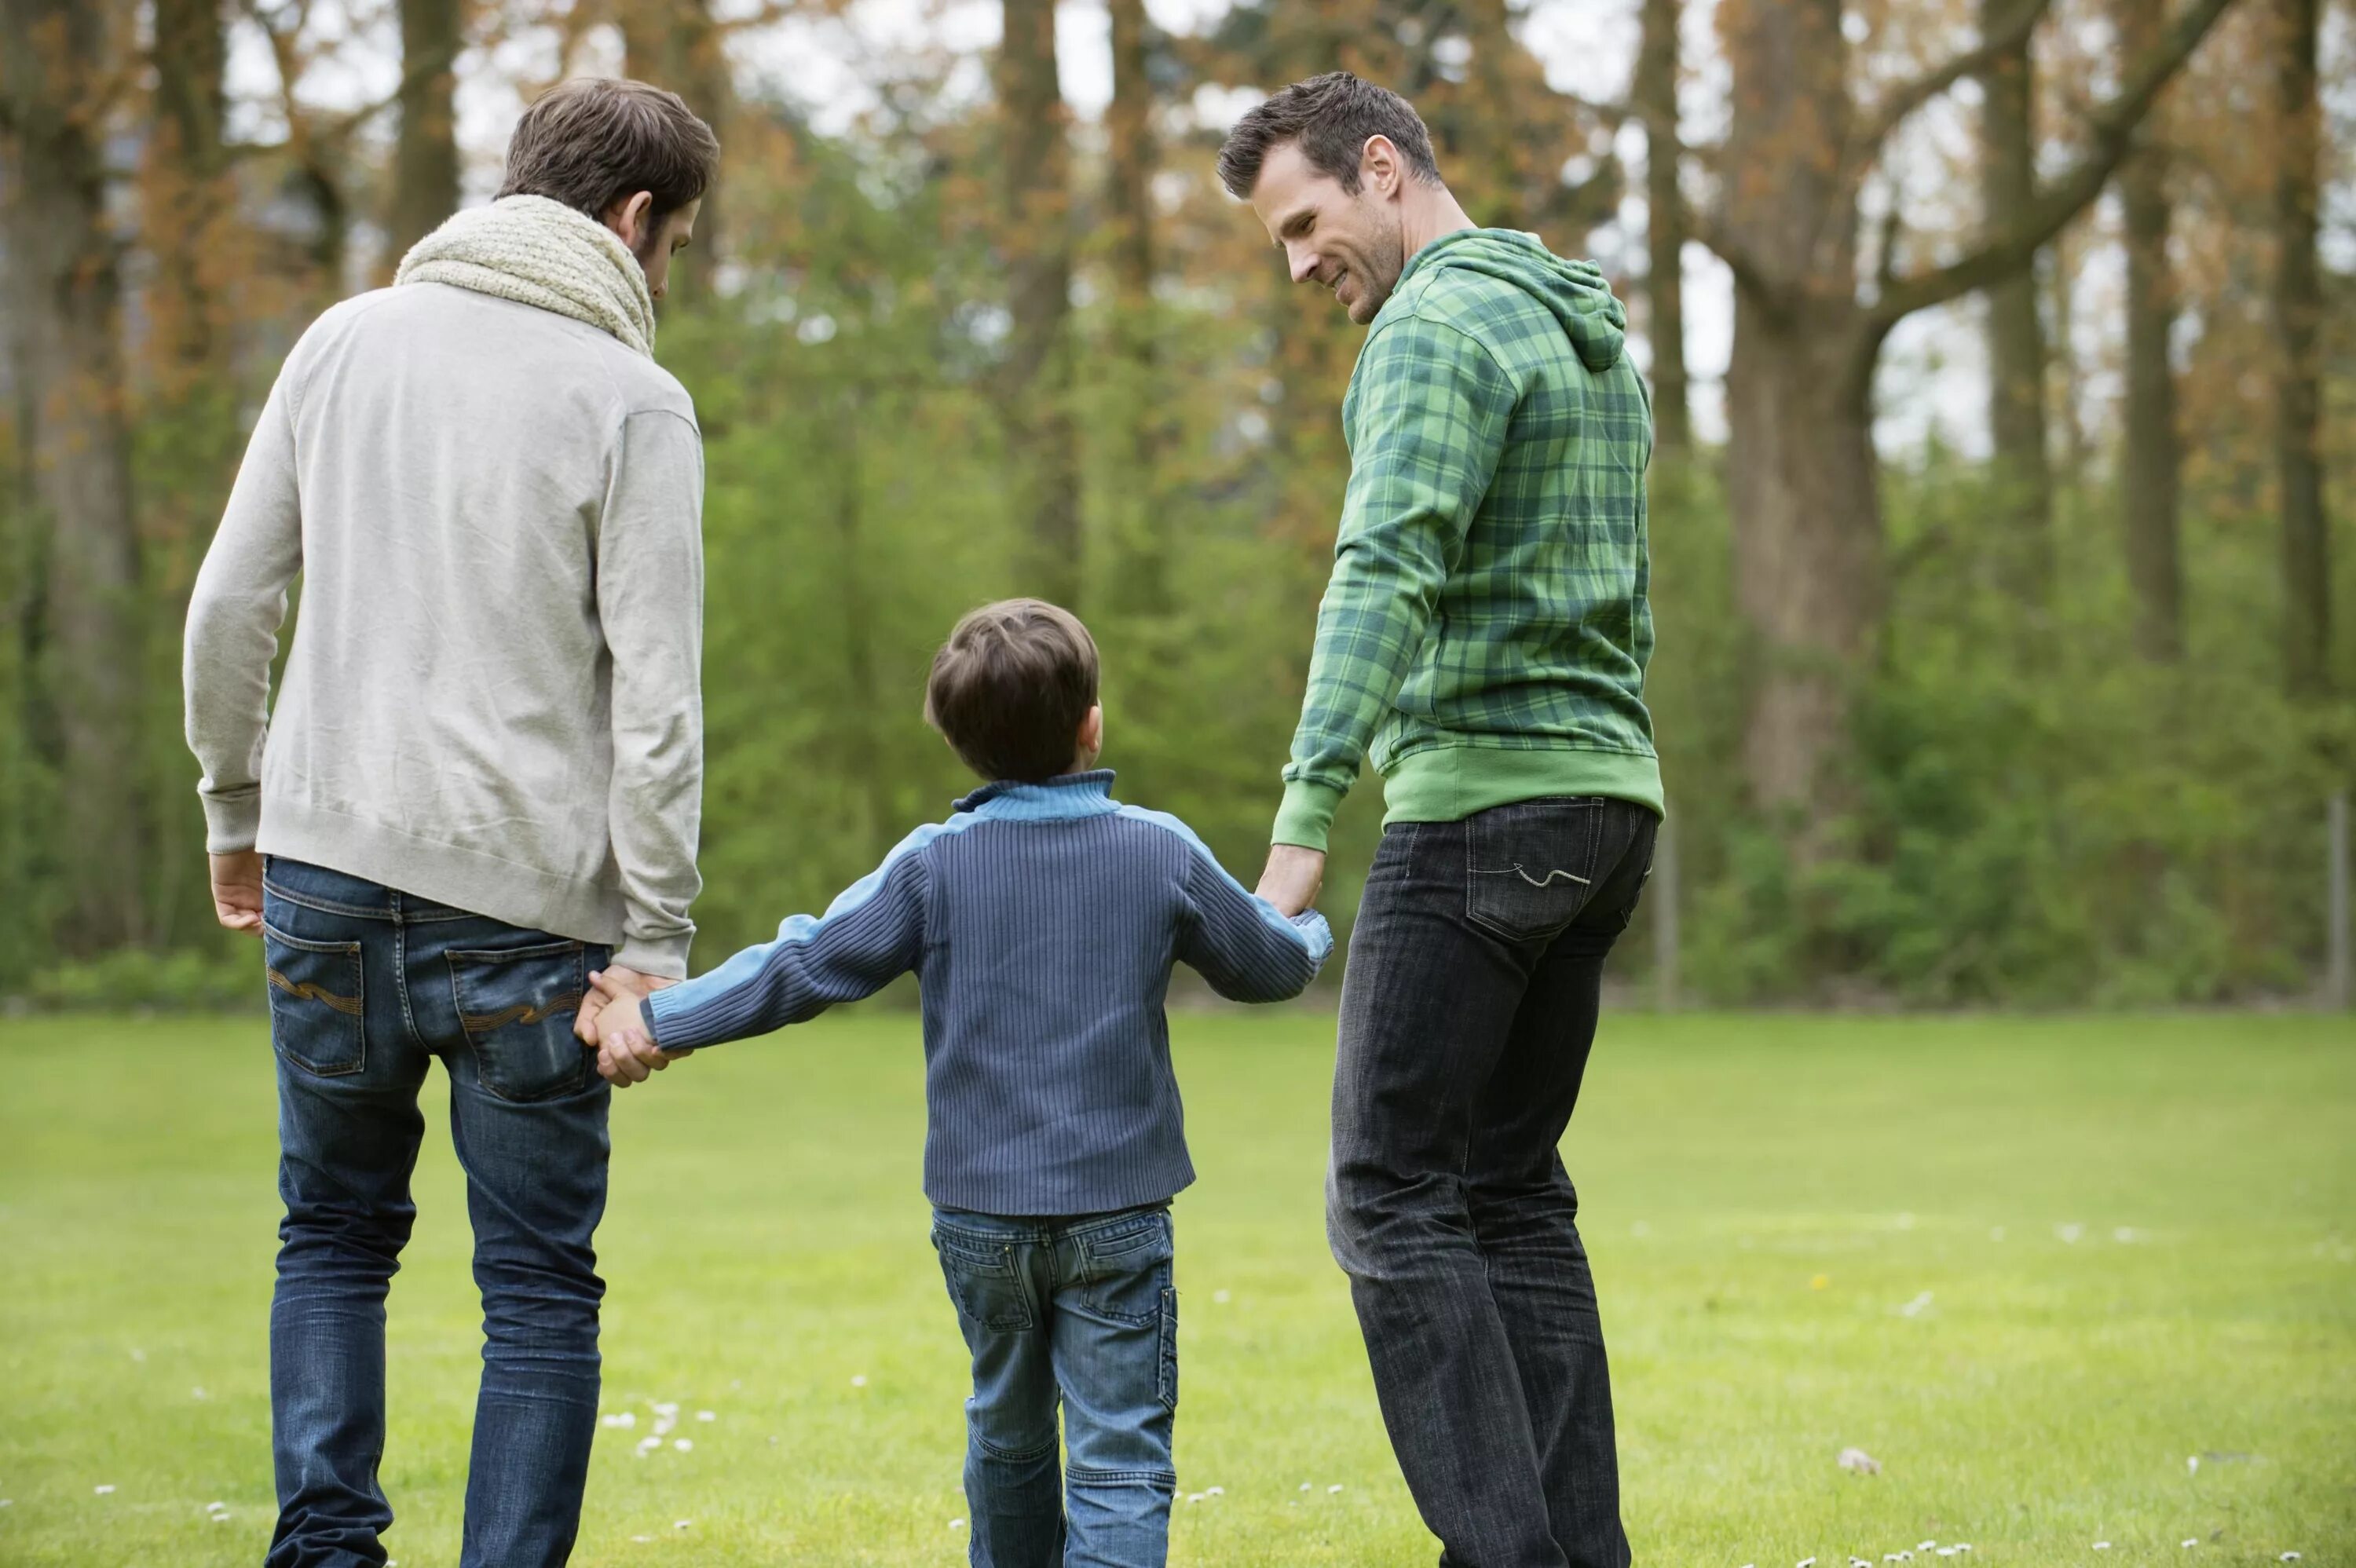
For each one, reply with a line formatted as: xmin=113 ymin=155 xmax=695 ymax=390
xmin=1256 ymin=844 xmax=1326 ymax=917
xmin=581 ymin=969 xmax=690 ymax=1087
xmin=573 ymin=963 xmax=677 ymax=1045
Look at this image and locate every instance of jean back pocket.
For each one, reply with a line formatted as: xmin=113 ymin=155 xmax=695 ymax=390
xmin=933 ymin=1228 xmax=1036 ymax=1332
xmin=447 ymin=939 xmax=591 ymax=1102
xmin=265 ymin=924 xmax=367 ymax=1076
xmin=1465 ymin=799 xmax=1605 ymax=942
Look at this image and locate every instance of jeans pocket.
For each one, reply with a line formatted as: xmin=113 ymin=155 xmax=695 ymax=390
xmin=447 ymin=939 xmax=591 ymax=1103
xmin=934 ymin=1229 xmax=1035 ymax=1332
xmin=1079 ymin=1212 xmax=1173 ymax=1326
xmin=1465 ymin=799 xmax=1605 ymax=942
xmin=265 ymin=924 xmax=366 ymax=1076
xmin=1156 ymin=1285 xmax=1178 ymax=1413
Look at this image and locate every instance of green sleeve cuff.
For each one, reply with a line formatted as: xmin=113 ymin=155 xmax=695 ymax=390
xmin=1271 ymin=779 xmax=1347 ymax=853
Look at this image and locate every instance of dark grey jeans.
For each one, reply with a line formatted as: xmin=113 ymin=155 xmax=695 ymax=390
xmin=1327 ymin=797 xmax=1655 ymax=1568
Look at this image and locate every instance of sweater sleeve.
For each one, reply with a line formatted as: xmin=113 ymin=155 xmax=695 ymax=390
xmin=1272 ymin=314 xmax=1516 ymax=851
xmin=642 ymin=830 xmax=932 ymax=1051
xmin=185 ymin=362 xmax=305 ymax=853
xmin=1175 ymin=833 xmax=1333 ymax=1003
xmin=598 ymin=408 xmax=707 ymax=978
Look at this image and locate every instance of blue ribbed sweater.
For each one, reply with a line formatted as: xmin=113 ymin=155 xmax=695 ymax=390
xmin=644 ymin=770 xmax=1333 ymax=1215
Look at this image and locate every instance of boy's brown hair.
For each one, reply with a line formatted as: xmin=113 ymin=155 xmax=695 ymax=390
xmin=498 ymin=77 xmax=720 ymax=224
xmin=925 ymin=600 xmax=1100 ymax=783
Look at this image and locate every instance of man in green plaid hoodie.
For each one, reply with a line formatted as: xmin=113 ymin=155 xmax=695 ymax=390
xmin=1220 ymin=73 xmax=1659 ymax=1568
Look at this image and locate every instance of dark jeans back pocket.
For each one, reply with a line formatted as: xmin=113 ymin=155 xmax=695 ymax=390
xmin=265 ymin=925 xmax=366 ymax=1076
xmin=448 ymin=939 xmax=591 ymax=1102
xmin=1465 ymin=799 xmax=1605 ymax=941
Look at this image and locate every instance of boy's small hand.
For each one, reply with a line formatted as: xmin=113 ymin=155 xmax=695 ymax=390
xmin=597 ymin=1025 xmax=679 ymax=1086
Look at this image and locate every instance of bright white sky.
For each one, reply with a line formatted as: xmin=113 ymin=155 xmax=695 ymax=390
xmin=222 ymin=0 xmax=2356 ymax=461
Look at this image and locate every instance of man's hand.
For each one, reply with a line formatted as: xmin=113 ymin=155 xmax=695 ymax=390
xmin=575 ymin=964 xmax=677 ymax=1045
xmin=210 ymin=850 xmax=265 ymax=938
xmin=1256 ymin=844 xmax=1326 ymax=917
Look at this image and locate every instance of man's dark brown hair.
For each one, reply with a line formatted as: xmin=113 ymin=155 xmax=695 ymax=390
xmin=498 ymin=77 xmax=720 ymax=223
xmin=925 ymin=600 xmax=1100 ymax=784
xmin=1215 ymin=71 xmax=1441 ymax=200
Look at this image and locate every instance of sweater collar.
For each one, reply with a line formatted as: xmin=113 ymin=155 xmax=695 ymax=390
xmin=954 ymin=769 xmax=1120 ymax=821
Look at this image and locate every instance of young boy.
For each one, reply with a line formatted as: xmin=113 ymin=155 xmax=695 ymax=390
xmin=589 ymin=598 xmax=1330 ymax=1566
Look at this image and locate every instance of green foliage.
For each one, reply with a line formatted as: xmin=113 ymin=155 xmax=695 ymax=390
xmin=7 ymin=75 xmax=2348 ymax=1010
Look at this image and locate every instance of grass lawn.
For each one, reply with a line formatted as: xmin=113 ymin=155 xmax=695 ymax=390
xmin=0 ymin=1009 xmax=2350 ymax=1566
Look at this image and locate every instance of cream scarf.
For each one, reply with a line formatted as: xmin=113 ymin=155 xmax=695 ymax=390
xmin=394 ymin=194 xmax=657 ymax=357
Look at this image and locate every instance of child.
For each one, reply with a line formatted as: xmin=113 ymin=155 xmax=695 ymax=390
xmin=590 ymin=598 xmax=1330 ymax=1567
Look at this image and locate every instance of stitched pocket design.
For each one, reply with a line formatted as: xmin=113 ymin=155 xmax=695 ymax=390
xmin=264 ymin=924 xmax=367 ymax=1076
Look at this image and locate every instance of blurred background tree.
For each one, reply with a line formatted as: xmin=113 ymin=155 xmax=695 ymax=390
xmin=0 ymin=0 xmax=2347 ymax=1007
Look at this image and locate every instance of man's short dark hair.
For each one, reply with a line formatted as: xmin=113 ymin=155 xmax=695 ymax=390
xmin=498 ymin=77 xmax=720 ymax=223
xmin=925 ymin=600 xmax=1100 ymax=783
xmin=1216 ymin=71 xmax=1441 ymax=200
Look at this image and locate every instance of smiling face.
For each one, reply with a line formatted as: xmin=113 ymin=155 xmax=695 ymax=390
xmin=1247 ymin=139 xmax=1407 ymax=326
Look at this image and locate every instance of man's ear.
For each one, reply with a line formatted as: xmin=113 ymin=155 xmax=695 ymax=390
xmin=1361 ymin=134 xmax=1400 ymax=198
xmin=602 ymin=189 xmax=655 ymax=249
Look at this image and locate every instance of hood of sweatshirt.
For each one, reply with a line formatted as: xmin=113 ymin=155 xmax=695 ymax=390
xmin=1394 ymin=228 xmax=1627 ymax=373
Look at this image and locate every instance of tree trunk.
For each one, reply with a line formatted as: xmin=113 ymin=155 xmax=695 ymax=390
xmin=1726 ymin=306 xmax=1886 ymax=829
xmin=1105 ymin=0 xmax=1165 ymax=613
xmin=993 ymin=0 xmax=1081 ymax=607
xmin=1460 ymin=0 xmax=1524 ymax=230
xmin=618 ymin=0 xmax=729 ymax=256
xmin=1980 ymin=0 xmax=2051 ymax=600
xmin=1637 ymin=0 xmax=1689 ymax=457
xmin=390 ymin=0 xmax=463 ymax=263
xmin=148 ymin=0 xmax=225 ymax=378
xmin=2117 ymin=6 xmax=2182 ymax=665
xmin=2274 ymin=0 xmax=2329 ymax=698
xmin=1718 ymin=0 xmax=1873 ymax=832
xmin=1 ymin=0 xmax=148 ymax=951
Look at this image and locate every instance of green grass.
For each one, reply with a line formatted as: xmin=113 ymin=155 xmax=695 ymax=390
xmin=1 ymin=1011 xmax=2351 ymax=1566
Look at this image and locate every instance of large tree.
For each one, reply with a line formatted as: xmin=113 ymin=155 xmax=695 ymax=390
xmin=1105 ymin=0 xmax=1167 ymax=612
xmin=0 ymin=0 xmax=149 ymax=950
xmin=2117 ymin=0 xmax=2185 ymax=664
xmin=618 ymin=0 xmax=731 ymax=258
xmin=390 ymin=0 xmax=463 ymax=261
xmin=1683 ymin=0 xmax=2232 ymax=843
xmin=2272 ymin=0 xmax=2329 ymax=699
xmin=993 ymin=0 xmax=1083 ymax=606
xmin=1979 ymin=0 xmax=2053 ymax=601
xmin=1637 ymin=0 xmax=1691 ymax=459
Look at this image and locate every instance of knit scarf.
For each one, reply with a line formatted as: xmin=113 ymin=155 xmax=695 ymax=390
xmin=393 ymin=194 xmax=657 ymax=357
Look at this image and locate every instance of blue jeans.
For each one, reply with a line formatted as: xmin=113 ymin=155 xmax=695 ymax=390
xmin=931 ymin=1204 xmax=1180 ymax=1568
xmin=260 ymin=857 xmax=612 ymax=1568
xmin=1330 ymin=799 xmax=1655 ymax=1568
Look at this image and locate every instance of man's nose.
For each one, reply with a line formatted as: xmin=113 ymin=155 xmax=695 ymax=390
xmin=1286 ymin=245 xmax=1318 ymax=285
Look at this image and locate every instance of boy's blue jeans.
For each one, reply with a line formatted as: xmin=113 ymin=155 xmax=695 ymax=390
xmin=260 ymin=857 xmax=612 ymax=1568
xmin=930 ymin=1203 xmax=1180 ymax=1568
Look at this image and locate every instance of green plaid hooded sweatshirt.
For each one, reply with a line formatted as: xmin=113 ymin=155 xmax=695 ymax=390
xmin=1271 ymin=228 xmax=1663 ymax=853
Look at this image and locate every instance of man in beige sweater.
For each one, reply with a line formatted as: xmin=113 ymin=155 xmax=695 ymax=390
xmin=181 ymin=79 xmax=715 ymax=1568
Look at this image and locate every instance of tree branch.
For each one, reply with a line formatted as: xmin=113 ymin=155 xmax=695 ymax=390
xmin=1689 ymin=203 xmax=1784 ymax=311
xmin=1849 ymin=0 xmax=2051 ymax=163
xmin=1868 ymin=0 xmax=2235 ymax=328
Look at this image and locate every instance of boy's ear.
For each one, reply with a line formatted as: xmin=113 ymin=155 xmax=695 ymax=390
xmin=1079 ymin=704 xmax=1104 ymax=757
